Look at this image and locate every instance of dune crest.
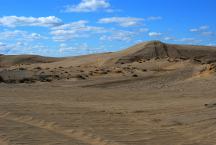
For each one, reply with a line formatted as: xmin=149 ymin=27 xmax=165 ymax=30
xmin=116 ymin=41 xmax=216 ymax=64
xmin=0 ymin=41 xmax=216 ymax=83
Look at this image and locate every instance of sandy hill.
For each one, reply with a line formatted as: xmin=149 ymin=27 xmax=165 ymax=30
xmin=1 ymin=41 xmax=216 ymax=145
xmin=115 ymin=41 xmax=216 ymax=64
xmin=0 ymin=41 xmax=216 ymax=83
xmin=0 ymin=54 xmax=63 ymax=67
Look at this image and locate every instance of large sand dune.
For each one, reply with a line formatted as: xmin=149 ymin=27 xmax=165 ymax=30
xmin=1 ymin=41 xmax=216 ymax=145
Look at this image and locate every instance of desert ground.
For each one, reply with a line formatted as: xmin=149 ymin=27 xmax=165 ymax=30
xmin=1 ymin=41 xmax=216 ymax=145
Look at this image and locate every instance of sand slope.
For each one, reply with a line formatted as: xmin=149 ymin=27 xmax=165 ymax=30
xmin=0 ymin=54 xmax=62 ymax=67
xmin=1 ymin=41 xmax=216 ymax=83
xmin=1 ymin=41 xmax=216 ymax=145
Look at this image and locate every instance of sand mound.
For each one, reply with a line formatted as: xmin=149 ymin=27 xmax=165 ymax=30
xmin=0 ymin=55 xmax=62 ymax=67
xmin=1 ymin=41 xmax=216 ymax=84
xmin=116 ymin=41 xmax=216 ymax=64
xmin=192 ymin=64 xmax=216 ymax=79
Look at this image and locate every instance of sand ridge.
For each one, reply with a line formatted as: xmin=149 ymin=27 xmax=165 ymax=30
xmin=1 ymin=41 xmax=216 ymax=145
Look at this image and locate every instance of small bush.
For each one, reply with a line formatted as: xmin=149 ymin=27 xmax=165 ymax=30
xmin=0 ymin=76 xmax=4 ymax=83
xmin=132 ymin=74 xmax=138 ymax=77
xmin=76 ymin=74 xmax=88 ymax=80
xmin=115 ymin=70 xmax=123 ymax=73
xmin=34 ymin=66 xmax=42 ymax=70
xmin=19 ymin=78 xmax=35 ymax=83
xmin=19 ymin=67 xmax=26 ymax=71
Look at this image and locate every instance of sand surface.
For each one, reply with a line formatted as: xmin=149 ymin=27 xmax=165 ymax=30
xmin=1 ymin=41 xmax=216 ymax=145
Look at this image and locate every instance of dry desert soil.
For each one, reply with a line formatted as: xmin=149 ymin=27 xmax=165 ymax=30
xmin=1 ymin=41 xmax=216 ymax=145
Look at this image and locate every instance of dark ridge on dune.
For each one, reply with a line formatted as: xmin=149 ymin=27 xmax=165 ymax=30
xmin=117 ymin=41 xmax=216 ymax=64
xmin=0 ymin=55 xmax=62 ymax=67
xmin=0 ymin=75 xmax=3 ymax=82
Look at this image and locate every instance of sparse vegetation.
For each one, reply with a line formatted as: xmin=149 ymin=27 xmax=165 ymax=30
xmin=76 ymin=74 xmax=88 ymax=80
xmin=34 ymin=66 xmax=42 ymax=70
xmin=132 ymin=74 xmax=138 ymax=77
xmin=0 ymin=76 xmax=4 ymax=82
xmin=19 ymin=78 xmax=35 ymax=83
xmin=18 ymin=67 xmax=26 ymax=71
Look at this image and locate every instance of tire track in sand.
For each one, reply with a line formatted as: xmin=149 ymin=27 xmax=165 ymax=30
xmin=0 ymin=132 xmax=12 ymax=145
xmin=0 ymin=138 xmax=10 ymax=145
xmin=0 ymin=112 xmax=122 ymax=145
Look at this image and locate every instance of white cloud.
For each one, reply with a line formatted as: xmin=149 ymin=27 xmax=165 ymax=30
xmin=59 ymin=43 xmax=106 ymax=55
xmin=163 ymin=37 xmax=175 ymax=41
xmin=0 ymin=16 xmax=62 ymax=27
xmin=51 ymin=20 xmax=88 ymax=30
xmin=0 ymin=41 xmax=51 ymax=55
xmin=64 ymin=0 xmax=110 ymax=12
xmin=100 ymin=30 xmax=136 ymax=42
xmin=177 ymin=38 xmax=202 ymax=44
xmin=147 ymin=16 xmax=163 ymax=21
xmin=190 ymin=28 xmax=199 ymax=32
xmin=0 ymin=42 xmax=5 ymax=46
xmin=199 ymin=25 xmax=209 ymax=30
xmin=0 ymin=42 xmax=7 ymax=52
xmin=200 ymin=31 xmax=214 ymax=36
xmin=0 ymin=42 xmax=7 ymax=50
xmin=0 ymin=30 xmax=46 ymax=41
xmin=98 ymin=17 xmax=144 ymax=27
xmin=51 ymin=20 xmax=106 ymax=42
xmin=207 ymin=43 xmax=216 ymax=46
xmin=59 ymin=43 xmax=89 ymax=53
xmin=138 ymin=28 xmax=149 ymax=32
xmin=190 ymin=25 xmax=214 ymax=37
xmin=148 ymin=32 xmax=162 ymax=37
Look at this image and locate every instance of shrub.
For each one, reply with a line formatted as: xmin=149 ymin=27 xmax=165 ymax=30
xmin=0 ymin=76 xmax=4 ymax=83
xmin=76 ymin=74 xmax=88 ymax=80
xmin=19 ymin=78 xmax=35 ymax=83
xmin=132 ymin=74 xmax=138 ymax=77
xmin=34 ymin=66 xmax=42 ymax=70
xmin=19 ymin=67 xmax=26 ymax=71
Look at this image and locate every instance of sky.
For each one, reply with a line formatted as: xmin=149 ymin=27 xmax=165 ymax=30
xmin=0 ymin=0 xmax=215 ymax=57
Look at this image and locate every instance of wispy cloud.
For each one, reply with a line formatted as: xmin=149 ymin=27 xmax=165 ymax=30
xmin=177 ymin=38 xmax=202 ymax=44
xmin=0 ymin=42 xmax=7 ymax=51
xmin=0 ymin=16 xmax=62 ymax=27
xmin=163 ymin=37 xmax=175 ymax=41
xmin=59 ymin=43 xmax=106 ymax=55
xmin=0 ymin=30 xmax=46 ymax=41
xmin=190 ymin=25 xmax=214 ymax=36
xmin=0 ymin=41 xmax=50 ymax=55
xmin=100 ymin=30 xmax=136 ymax=41
xmin=148 ymin=32 xmax=162 ymax=37
xmin=147 ymin=16 xmax=163 ymax=21
xmin=190 ymin=25 xmax=209 ymax=32
xmin=98 ymin=17 xmax=144 ymax=27
xmin=50 ymin=20 xmax=106 ymax=42
xmin=64 ymin=0 xmax=111 ymax=13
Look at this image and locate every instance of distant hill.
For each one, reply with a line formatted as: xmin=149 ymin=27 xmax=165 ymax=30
xmin=115 ymin=41 xmax=216 ymax=64
xmin=1 ymin=41 xmax=216 ymax=83
xmin=1 ymin=41 xmax=216 ymax=67
xmin=0 ymin=55 xmax=63 ymax=67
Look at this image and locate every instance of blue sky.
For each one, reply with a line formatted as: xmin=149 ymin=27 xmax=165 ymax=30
xmin=0 ymin=0 xmax=215 ymax=56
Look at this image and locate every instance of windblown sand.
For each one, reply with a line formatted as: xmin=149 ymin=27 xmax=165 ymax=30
xmin=1 ymin=41 xmax=216 ymax=145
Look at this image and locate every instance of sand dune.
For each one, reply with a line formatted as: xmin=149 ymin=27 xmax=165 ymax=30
xmin=1 ymin=41 xmax=216 ymax=145
xmin=0 ymin=41 xmax=216 ymax=84
xmin=0 ymin=54 xmax=63 ymax=67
